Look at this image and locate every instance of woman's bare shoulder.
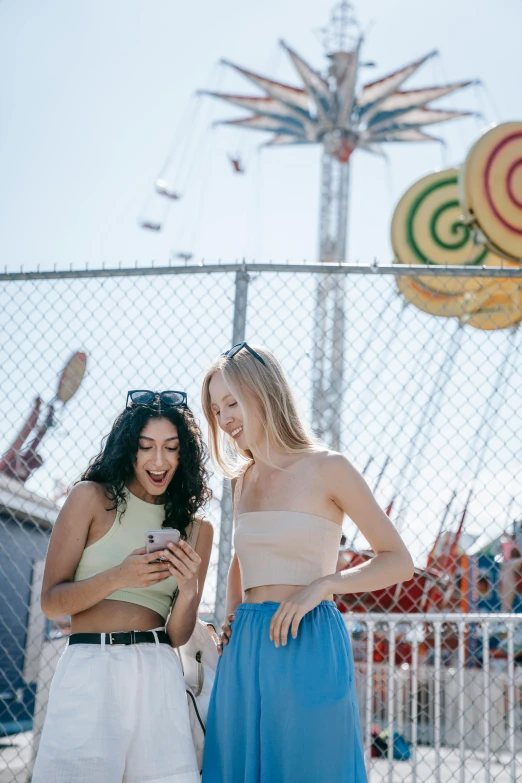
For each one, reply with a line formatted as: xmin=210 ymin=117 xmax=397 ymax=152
xmin=301 ymin=450 xmax=361 ymax=489
xmin=64 ymin=481 xmax=112 ymax=512
xmin=194 ymin=516 xmax=214 ymax=533
xmin=299 ymin=448 xmax=348 ymax=470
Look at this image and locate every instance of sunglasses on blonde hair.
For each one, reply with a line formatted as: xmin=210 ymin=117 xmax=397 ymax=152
xmin=222 ymin=342 xmax=266 ymax=366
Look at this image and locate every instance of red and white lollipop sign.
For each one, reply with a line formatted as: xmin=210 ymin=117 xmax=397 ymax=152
xmin=460 ymin=122 xmax=522 ymax=262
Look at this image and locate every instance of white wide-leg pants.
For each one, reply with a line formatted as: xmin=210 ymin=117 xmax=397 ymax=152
xmin=32 ymin=633 xmax=199 ymax=783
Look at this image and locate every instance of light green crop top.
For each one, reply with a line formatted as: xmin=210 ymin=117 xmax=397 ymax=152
xmin=74 ymin=489 xmax=189 ymax=620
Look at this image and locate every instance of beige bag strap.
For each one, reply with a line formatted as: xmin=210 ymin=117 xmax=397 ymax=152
xmin=186 ymin=517 xmax=202 ymax=549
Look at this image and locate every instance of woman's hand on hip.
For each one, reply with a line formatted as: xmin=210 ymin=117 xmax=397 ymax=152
xmin=218 ymin=613 xmax=235 ymax=656
xmin=270 ymin=580 xmax=327 ymax=648
xmin=112 ymin=547 xmax=171 ymax=589
xmin=161 ymin=540 xmax=201 ymax=598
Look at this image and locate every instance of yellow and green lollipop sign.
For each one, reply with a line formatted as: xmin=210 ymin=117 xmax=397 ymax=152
xmin=392 ymin=167 xmax=489 ymax=294
xmin=392 ymin=125 xmax=522 ymax=330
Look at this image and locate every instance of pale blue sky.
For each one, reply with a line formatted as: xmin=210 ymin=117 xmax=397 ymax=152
xmin=1 ymin=0 xmax=521 ymax=269
xmin=1 ymin=0 xmax=522 ymax=584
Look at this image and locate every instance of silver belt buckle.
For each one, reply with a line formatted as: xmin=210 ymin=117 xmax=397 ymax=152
xmin=107 ymin=630 xmax=136 ymax=645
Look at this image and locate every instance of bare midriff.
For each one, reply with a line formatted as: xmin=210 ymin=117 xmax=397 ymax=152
xmin=70 ymin=599 xmax=165 ymax=634
xmin=244 ymin=584 xmax=334 ymax=604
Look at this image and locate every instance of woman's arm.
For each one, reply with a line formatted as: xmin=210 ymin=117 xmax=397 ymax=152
xmin=225 ymin=553 xmax=243 ymax=618
xmin=216 ymin=554 xmax=243 ymax=654
xmin=270 ymin=454 xmax=414 ymax=646
xmin=321 ymin=453 xmax=414 ymax=592
xmin=165 ymin=519 xmax=214 ymax=647
xmin=41 ymin=482 xmax=171 ymax=620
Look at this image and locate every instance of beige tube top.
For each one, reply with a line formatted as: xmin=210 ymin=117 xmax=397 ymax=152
xmin=232 ymin=469 xmax=342 ymax=591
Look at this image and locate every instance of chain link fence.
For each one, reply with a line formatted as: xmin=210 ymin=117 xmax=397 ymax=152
xmin=1 ymin=262 xmax=522 ymax=781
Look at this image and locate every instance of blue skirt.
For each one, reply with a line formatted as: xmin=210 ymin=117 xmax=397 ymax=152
xmin=202 ymin=600 xmax=367 ymax=783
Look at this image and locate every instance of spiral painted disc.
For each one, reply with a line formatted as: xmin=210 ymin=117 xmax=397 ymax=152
xmin=391 ymin=168 xmax=507 ymax=294
xmin=460 ymin=122 xmax=522 ymax=262
xmin=396 ymin=276 xmax=480 ymax=318
xmin=466 ymin=280 xmax=522 ymax=330
xmin=392 ymin=168 xmax=488 ymax=289
xmin=397 ymin=275 xmax=522 ymax=330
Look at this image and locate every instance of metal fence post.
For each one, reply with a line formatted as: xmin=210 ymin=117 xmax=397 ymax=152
xmin=214 ymin=267 xmax=250 ymax=626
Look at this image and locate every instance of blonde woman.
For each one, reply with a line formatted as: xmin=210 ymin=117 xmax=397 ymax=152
xmin=200 ymin=343 xmax=413 ymax=783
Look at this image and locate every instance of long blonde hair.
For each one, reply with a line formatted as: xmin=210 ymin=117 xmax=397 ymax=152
xmin=201 ymin=345 xmax=320 ymax=478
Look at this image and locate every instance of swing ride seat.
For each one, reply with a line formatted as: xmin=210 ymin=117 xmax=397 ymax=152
xmin=229 ymin=156 xmax=244 ymax=174
xmin=155 ymin=179 xmax=181 ymax=200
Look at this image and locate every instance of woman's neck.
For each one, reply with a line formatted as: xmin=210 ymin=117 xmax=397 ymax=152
xmin=126 ymin=477 xmax=164 ymax=505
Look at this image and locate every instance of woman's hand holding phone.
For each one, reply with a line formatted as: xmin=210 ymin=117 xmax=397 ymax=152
xmin=160 ymin=540 xmax=201 ymax=598
xmin=112 ymin=547 xmax=172 ymax=589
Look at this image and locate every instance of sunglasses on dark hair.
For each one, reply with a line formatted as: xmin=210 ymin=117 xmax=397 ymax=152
xmin=222 ymin=342 xmax=266 ymax=366
xmin=126 ymin=390 xmax=187 ymax=409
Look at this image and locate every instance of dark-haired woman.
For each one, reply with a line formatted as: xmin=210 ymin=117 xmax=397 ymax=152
xmin=33 ymin=391 xmax=213 ymax=783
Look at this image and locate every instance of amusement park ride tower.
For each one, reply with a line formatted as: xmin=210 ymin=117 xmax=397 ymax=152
xmin=204 ymin=1 xmax=474 ymax=620
xmin=204 ymin=1 xmax=474 ymax=451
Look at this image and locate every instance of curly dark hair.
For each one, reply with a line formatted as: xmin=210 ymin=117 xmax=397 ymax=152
xmin=79 ymin=402 xmax=212 ymax=538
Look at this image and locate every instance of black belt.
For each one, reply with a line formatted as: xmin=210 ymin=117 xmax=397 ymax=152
xmin=69 ymin=630 xmax=171 ymax=646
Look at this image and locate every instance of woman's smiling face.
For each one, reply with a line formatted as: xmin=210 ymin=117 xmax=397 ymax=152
xmin=209 ymin=370 xmax=264 ymax=452
xmin=128 ymin=417 xmax=180 ymax=501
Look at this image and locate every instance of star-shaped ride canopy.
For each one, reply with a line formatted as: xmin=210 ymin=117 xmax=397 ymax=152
xmin=202 ymin=43 xmax=475 ymax=163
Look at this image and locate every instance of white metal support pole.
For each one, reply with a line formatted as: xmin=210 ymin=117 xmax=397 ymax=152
xmin=311 ymin=149 xmax=350 ymax=450
xmin=214 ymin=268 xmax=249 ymax=625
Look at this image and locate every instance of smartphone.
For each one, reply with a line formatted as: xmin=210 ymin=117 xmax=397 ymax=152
xmin=146 ymin=529 xmax=180 ymax=559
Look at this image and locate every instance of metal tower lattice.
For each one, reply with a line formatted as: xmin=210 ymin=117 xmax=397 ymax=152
xmin=312 ymin=5 xmax=360 ymax=448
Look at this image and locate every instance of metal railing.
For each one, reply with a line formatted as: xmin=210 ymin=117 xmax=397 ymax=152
xmin=348 ymin=613 xmax=522 ymax=783
xmin=3 ymin=260 xmax=522 ymax=280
